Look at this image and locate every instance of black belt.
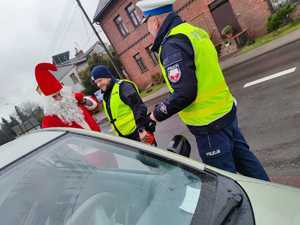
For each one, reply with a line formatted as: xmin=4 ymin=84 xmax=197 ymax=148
xmin=109 ymin=118 xmax=123 ymax=137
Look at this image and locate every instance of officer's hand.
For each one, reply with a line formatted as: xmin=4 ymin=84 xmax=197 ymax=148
xmin=150 ymin=113 xmax=158 ymax=123
xmin=138 ymin=129 xmax=149 ymax=143
xmin=145 ymin=114 xmax=157 ymax=133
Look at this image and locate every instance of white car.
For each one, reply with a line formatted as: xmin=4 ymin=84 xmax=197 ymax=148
xmin=0 ymin=128 xmax=299 ymax=225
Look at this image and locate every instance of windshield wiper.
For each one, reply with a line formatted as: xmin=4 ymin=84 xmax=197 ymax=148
xmin=213 ymin=194 xmax=243 ymax=225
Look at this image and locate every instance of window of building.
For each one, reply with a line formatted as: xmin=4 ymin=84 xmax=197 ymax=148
xmin=133 ymin=53 xmax=148 ymax=73
xmin=70 ymin=73 xmax=79 ymax=84
xmin=126 ymin=3 xmax=142 ymax=27
xmin=114 ymin=15 xmax=129 ymax=37
xmin=146 ymin=45 xmax=159 ymax=65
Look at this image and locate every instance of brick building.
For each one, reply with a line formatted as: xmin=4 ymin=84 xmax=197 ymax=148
xmin=93 ymin=0 xmax=272 ymax=89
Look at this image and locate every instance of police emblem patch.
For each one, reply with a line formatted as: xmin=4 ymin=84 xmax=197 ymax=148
xmin=167 ymin=64 xmax=181 ymax=83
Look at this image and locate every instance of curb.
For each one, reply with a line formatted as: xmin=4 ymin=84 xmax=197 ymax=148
xmin=142 ymin=87 xmax=169 ymax=104
xmin=143 ymin=91 xmax=169 ymax=103
xmin=221 ymin=34 xmax=300 ymax=71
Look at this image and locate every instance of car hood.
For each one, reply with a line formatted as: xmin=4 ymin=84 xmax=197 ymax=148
xmin=205 ymin=166 xmax=300 ymax=225
xmin=237 ymin=178 xmax=300 ymax=225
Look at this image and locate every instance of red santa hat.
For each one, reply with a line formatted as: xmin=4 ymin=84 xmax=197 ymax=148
xmin=35 ymin=63 xmax=63 ymax=96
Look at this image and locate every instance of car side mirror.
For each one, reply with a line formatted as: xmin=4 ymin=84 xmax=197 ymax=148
xmin=167 ymin=135 xmax=191 ymax=158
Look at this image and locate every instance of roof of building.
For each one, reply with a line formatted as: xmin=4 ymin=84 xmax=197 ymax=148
xmin=93 ymin=0 xmax=113 ymax=22
xmin=59 ymin=41 xmax=104 ymax=67
xmin=52 ymin=41 xmax=105 ymax=82
xmin=54 ymin=64 xmax=74 ymax=81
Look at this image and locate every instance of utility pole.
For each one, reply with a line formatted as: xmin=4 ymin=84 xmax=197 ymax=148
xmin=74 ymin=0 xmax=122 ymax=78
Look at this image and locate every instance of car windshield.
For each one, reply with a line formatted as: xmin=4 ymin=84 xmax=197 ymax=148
xmin=0 ymin=133 xmax=216 ymax=225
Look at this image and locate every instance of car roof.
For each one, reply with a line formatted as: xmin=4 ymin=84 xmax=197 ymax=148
xmin=0 ymin=128 xmax=206 ymax=172
xmin=0 ymin=130 xmax=65 ymax=169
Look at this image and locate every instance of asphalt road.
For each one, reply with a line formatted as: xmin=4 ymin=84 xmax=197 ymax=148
xmin=145 ymin=40 xmax=300 ymax=185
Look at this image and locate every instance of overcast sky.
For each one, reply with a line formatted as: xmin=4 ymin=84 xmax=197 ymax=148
xmin=0 ymin=0 xmax=105 ymax=118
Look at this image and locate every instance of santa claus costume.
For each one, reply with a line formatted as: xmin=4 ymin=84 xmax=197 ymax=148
xmin=35 ymin=63 xmax=118 ymax=168
xmin=35 ymin=63 xmax=101 ymax=131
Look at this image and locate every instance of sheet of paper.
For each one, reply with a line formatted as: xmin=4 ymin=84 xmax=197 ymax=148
xmin=179 ymin=185 xmax=201 ymax=214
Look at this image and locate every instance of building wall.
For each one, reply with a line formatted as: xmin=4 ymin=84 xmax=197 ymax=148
xmin=229 ymin=0 xmax=271 ymax=37
xmin=99 ymin=0 xmax=147 ymax=55
xmin=119 ymin=34 xmax=161 ymax=89
xmin=61 ymin=67 xmax=84 ymax=92
xmin=99 ymin=0 xmax=154 ymax=89
xmin=177 ymin=0 xmax=222 ymax=43
xmin=97 ymin=0 xmax=273 ymax=89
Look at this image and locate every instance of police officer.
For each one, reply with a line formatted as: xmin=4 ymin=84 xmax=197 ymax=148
xmin=136 ymin=0 xmax=269 ymax=181
xmin=90 ymin=65 xmax=156 ymax=144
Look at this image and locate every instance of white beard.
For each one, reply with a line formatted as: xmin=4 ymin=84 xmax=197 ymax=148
xmin=43 ymin=87 xmax=91 ymax=130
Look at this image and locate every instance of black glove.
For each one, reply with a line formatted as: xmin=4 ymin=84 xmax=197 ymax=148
xmin=145 ymin=114 xmax=156 ymax=133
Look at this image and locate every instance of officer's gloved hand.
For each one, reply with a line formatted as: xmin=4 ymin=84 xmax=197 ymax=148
xmin=145 ymin=114 xmax=156 ymax=133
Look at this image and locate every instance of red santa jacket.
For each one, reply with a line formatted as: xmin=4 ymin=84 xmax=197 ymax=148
xmin=41 ymin=92 xmax=101 ymax=132
xmin=41 ymin=93 xmax=119 ymax=168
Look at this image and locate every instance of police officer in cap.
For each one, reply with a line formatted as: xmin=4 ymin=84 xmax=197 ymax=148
xmin=136 ymin=0 xmax=269 ymax=181
xmin=90 ymin=65 xmax=156 ymax=144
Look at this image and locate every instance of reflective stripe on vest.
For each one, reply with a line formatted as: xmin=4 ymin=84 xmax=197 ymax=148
xmin=102 ymin=80 xmax=137 ymax=136
xmin=159 ymin=23 xmax=234 ymax=126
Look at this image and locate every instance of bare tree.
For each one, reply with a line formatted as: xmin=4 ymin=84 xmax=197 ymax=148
xmin=20 ymin=102 xmax=40 ymax=116
xmin=0 ymin=129 xmax=10 ymax=145
xmin=15 ymin=105 xmax=28 ymax=123
xmin=9 ymin=116 xmax=20 ymax=126
xmin=1 ymin=118 xmax=16 ymax=141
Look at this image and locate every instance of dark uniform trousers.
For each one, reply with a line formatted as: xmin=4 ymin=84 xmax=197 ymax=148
xmin=188 ymin=107 xmax=269 ymax=181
